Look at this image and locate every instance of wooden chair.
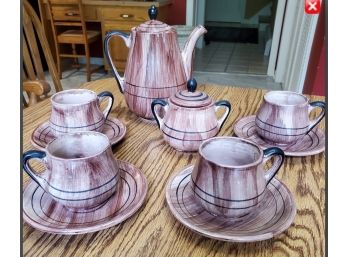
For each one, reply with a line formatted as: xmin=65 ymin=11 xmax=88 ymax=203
xmin=23 ymin=0 xmax=63 ymax=107
xmin=46 ymin=0 xmax=101 ymax=82
xmin=23 ymin=80 xmax=51 ymax=107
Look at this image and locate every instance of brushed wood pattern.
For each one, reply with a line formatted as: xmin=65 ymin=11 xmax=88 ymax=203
xmin=166 ymin=165 xmax=296 ymax=242
xmin=152 ymin=80 xmax=231 ymax=152
xmin=190 ymin=137 xmax=284 ymax=217
xmin=31 ymin=117 xmax=126 ymax=151
xmin=155 ymin=103 xmax=229 ymax=152
xmin=23 ymin=160 xmax=147 ymax=235
xmin=255 ymin=91 xmax=326 ymax=144
xmin=104 ymin=12 xmax=206 ymax=119
xmin=161 ymin=107 xmax=219 ymax=152
xmin=49 ymin=89 xmax=113 ymax=136
xmin=23 ymin=78 xmax=325 ymax=257
xmin=24 ymin=132 xmax=120 ymax=209
xmin=234 ymin=115 xmax=325 ymax=157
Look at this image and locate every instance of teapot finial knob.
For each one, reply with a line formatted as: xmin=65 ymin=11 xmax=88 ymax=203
xmin=187 ymin=78 xmax=197 ymax=92
xmin=148 ymin=5 xmax=158 ymax=20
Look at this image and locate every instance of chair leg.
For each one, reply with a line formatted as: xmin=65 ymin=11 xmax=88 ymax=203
xmin=85 ymin=45 xmax=91 ymax=82
xmin=72 ymin=43 xmax=80 ymax=69
xmin=56 ymin=44 xmax=62 ymax=79
xmin=23 ymin=94 xmax=28 ymax=108
xmin=57 ymin=56 xmax=62 ymax=80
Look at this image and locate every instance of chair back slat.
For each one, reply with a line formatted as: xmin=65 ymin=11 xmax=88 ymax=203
xmin=23 ymin=36 xmax=37 ymax=81
xmin=23 ymin=9 xmax=45 ymax=81
xmin=23 ymin=0 xmax=63 ymax=92
xmin=23 ymin=0 xmax=63 ymax=107
xmin=23 ymin=69 xmax=28 ymax=81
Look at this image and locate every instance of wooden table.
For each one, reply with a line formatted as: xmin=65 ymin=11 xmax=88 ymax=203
xmin=23 ymin=78 xmax=325 ymax=257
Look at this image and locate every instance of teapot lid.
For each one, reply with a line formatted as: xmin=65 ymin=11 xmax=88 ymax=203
xmin=135 ymin=5 xmax=174 ymax=33
xmin=170 ymin=79 xmax=212 ymax=108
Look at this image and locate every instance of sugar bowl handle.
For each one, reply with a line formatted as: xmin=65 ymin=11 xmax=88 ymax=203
xmin=214 ymin=100 xmax=231 ymax=131
xmin=308 ymin=101 xmax=326 ymax=133
xmin=23 ymin=150 xmax=46 ymax=187
xmin=97 ymin=91 xmax=114 ymax=120
xmin=151 ymin=99 xmax=168 ymax=129
xmin=263 ymin=147 xmax=285 ymax=185
xmin=104 ymin=31 xmax=131 ymax=93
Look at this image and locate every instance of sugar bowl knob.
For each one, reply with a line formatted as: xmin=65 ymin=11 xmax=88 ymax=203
xmin=187 ymin=78 xmax=197 ymax=92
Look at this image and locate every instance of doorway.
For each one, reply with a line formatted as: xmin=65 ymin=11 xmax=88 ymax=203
xmin=192 ymin=0 xmax=277 ymax=78
xmin=189 ymin=0 xmax=319 ymax=92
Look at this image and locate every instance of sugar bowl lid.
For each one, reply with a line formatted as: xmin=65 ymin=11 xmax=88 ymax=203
xmin=135 ymin=5 xmax=174 ymax=33
xmin=170 ymin=79 xmax=212 ymax=108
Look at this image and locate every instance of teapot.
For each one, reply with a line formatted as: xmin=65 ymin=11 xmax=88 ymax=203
xmin=151 ymin=79 xmax=232 ymax=152
xmin=104 ymin=5 xmax=207 ymax=119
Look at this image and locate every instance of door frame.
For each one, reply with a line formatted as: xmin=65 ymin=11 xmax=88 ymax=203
xmin=272 ymin=0 xmax=319 ymax=92
xmin=267 ymin=0 xmax=287 ymax=77
xmin=186 ymin=0 xmax=205 ymax=49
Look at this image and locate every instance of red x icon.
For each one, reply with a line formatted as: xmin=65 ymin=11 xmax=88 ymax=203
xmin=305 ymin=0 xmax=321 ymax=14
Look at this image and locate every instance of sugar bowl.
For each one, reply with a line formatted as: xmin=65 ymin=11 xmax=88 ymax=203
xmin=151 ymin=79 xmax=232 ymax=151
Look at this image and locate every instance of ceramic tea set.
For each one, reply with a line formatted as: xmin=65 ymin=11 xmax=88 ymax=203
xmin=234 ymin=90 xmax=326 ymax=156
xmin=23 ymin=6 xmax=326 ymax=242
xmin=151 ymin=78 xmax=231 ymax=151
xmin=31 ymin=89 xmax=126 ymax=150
xmin=104 ymin=5 xmax=207 ymax=119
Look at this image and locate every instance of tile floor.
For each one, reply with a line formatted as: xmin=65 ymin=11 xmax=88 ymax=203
xmin=44 ymin=66 xmax=110 ymax=93
xmin=192 ymin=71 xmax=281 ymax=90
xmin=194 ymin=41 xmax=269 ymax=75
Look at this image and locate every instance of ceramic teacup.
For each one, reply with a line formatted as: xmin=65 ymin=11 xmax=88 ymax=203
xmin=23 ymin=131 xmax=120 ymax=209
xmin=255 ymin=91 xmax=326 ymax=144
xmin=49 ymin=89 xmax=114 ymax=137
xmin=190 ymin=137 xmax=284 ymax=217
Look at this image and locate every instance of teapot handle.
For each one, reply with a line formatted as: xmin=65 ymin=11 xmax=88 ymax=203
xmin=151 ymin=99 xmax=168 ymax=129
xmin=214 ymin=100 xmax=232 ymax=131
xmin=104 ymin=31 xmax=131 ymax=93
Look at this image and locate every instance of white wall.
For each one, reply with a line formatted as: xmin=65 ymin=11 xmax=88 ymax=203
xmin=205 ymin=0 xmax=242 ymax=23
xmin=196 ymin=0 xmax=205 ymax=48
xmin=205 ymin=0 xmax=272 ymax=25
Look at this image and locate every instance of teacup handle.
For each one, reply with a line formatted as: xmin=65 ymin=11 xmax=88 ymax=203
xmin=151 ymin=99 xmax=169 ymax=129
xmin=214 ymin=100 xmax=232 ymax=130
xmin=263 ymin=147 xmax=285 ymax=185
xmin=98 ymin=91 xmax=114 ymax=120
xmin=308 ymin=101 xmax=326 ymax=133
xmin=23 ymin=150 xmax=46 ymax=187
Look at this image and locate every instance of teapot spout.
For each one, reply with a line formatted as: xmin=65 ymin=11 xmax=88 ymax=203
xmin=181 ymin=25 xmax=207 ymax=79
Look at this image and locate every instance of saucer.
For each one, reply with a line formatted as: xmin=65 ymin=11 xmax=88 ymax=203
xmin=23 ymin=160 xmax=147 ymax=235
xmin=166 ymin=165 xmax=296 ymax=242
xmin=31 ymin=117 xmax=126 ymax=150
xmin=233 ymin=115 xmax=325 ymax=157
